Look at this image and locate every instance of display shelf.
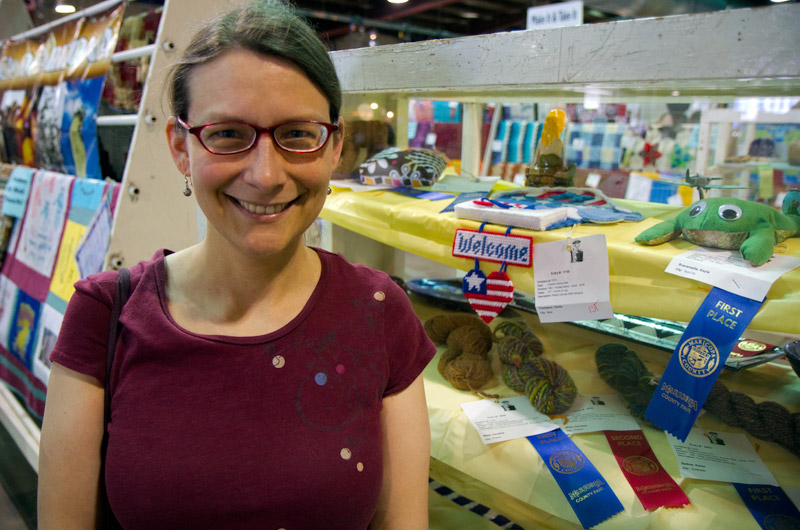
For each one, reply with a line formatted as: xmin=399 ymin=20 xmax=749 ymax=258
xmin=712 ymin=162 xmax=800 ymax=173
xmin=330 ymin=5 xmax=800 ymax=102
xmin=321 ymin=189 xmax=800 ymax=335
xmin=323 ymin=4 xmax=800 ymax=335
xmin=413 ymin=297 xmax=800 ymax=530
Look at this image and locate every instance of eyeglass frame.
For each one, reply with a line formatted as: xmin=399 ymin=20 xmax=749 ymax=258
xmin=174 ymin=115 xmax=340 ymax=155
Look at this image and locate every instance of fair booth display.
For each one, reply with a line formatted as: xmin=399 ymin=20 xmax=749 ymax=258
xmin=322 ymin=5 xmax=800 ymax=529
xmin=0 ymin=1 xmax=799 ymax=528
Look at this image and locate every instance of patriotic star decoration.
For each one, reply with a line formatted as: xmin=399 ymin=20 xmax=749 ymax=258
xmin=462 ymin=269 xmax=487 ymax=294
xmin=640 ymin=143 xmax=662 ymax=166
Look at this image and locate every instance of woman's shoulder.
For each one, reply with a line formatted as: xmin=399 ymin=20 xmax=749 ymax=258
xmin=74 ymin=249 xmax=169 ymax=305
xmin=317 ymin=248 xmax=400 ymax=291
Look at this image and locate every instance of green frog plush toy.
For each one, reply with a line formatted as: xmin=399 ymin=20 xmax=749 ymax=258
xmin=635 ymin=190 xmax=800 ymax=266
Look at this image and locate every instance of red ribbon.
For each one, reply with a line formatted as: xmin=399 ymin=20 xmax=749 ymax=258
xmin=604 ymin=430 xmax=690 ymax=510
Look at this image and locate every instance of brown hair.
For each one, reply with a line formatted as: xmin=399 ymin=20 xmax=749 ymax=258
xmin=168 ymin=0 xmax=341 ymax=123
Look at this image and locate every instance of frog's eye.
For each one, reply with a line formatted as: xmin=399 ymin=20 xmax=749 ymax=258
xmin=718 ymin=204 xmax=742 ymax=221
xmin=689 ymin=201 xmax=707 ymax=217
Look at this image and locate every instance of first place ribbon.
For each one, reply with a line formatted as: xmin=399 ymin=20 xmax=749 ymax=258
xmin=733 ymin=483 xmax=800 ymax=530
xmin=644 ymin=287 xmax=763 ymax=441
xmin=528 ymin=429 xmax=623 ymax=528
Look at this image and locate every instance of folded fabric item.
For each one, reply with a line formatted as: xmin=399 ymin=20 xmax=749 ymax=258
xmin=359 ymin=147 xmax=448 ymax=187
xmin=454 ymin=200 xmax=569 ymax=230
xmin=453 ymin=187 xmax=644 ymax=231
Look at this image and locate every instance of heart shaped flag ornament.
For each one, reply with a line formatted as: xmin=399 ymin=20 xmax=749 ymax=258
xmin=462 ymin=269 xmax=514 ymax=323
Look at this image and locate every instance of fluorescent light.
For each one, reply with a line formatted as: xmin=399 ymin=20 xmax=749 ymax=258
xmin=387 ymin=0 xmax=409 ymax=3
xmin=370 ymin=102 xmax=379 ymax=110
xmin=386 ymin=111 xmax=395 ymax=119
xmin=770 ymin=0 xmax=790 ymax=3
xmin=55 ymin=3 xmax=76 ymax=13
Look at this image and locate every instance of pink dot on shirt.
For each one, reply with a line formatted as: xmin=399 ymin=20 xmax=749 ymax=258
xmin=336 ymin=364 xmax=345 ymax=374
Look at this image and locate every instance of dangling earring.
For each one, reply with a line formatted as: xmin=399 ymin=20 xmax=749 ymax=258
xmin=327 ymin=186 xmax=332 ymax=195
xmin=183 ymin=175 xmax=192 ymax=197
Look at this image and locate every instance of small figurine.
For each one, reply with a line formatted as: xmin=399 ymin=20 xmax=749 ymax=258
xmin=526 ymin=109 xmax=576 ymax=187
xmin=680 ymin=169 xmax=748 ymax=199
xmin=635 ymin=190 xmax=800 ymax=266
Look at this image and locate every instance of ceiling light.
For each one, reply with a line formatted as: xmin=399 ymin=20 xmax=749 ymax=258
xmin=770 ymin=0 xmax=789 ymax=3
xmin=55 ymin=2 xmax=76 ymax=13
xmin=370 ymin=102 xmax=379 ymax=110
xmin=386 ymin=111 xmax=395 ymax=119
xmin=387 ymin=0 xmax=409 ymax=3
xmin=460 ymin=12 xmax=480 ymax=19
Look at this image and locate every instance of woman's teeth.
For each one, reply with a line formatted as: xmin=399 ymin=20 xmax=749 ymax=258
xmin=237 ymin=199 xmax=287 ymax=215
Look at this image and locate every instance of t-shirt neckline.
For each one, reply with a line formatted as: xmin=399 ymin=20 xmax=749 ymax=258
xmin=153 ymin=248 xmax=328 ymax=344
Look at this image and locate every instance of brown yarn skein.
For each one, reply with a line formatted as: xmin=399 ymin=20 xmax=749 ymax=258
xmin=705 ymin=380 xmax=800 ymax=457
xmin=425 ymin=314 xmax=491 ymax=346
xmin=425 ymin=314 xmax=494 ymax=392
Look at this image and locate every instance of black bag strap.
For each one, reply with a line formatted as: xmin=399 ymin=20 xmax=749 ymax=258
xmin=104 ymin=268 xmax=130 ymax=421
xmin=101 ymin=267 xmax=130 ymax=529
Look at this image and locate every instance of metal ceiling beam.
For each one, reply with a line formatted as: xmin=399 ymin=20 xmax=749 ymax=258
xmin=370 ymin=0 xmax=463 ymax=22
xmin=297 ymin=7 xmax=462 ymax=40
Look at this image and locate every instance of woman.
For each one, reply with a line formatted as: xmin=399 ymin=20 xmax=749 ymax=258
xmin=37 ymin=1 xmax=435 ymax=528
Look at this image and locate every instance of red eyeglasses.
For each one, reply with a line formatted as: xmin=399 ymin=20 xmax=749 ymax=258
xmin=176 ymin=116 xmax=339 ymax=155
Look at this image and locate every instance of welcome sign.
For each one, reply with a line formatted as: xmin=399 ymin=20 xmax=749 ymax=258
xmin=452 ymin=228 xmax=533 ymax=267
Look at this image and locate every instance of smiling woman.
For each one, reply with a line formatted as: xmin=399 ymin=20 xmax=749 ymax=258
xmin=36 ymin=2 xmax=436 ymax=530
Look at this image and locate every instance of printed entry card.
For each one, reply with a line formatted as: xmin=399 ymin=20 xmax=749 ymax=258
xmin=666 ymin=428 xmax=778 ymax=486
xmin=533 ymin=233 xmax=613 ymax=323
xmin=665 ymin=247 xmax=800 ymax=301
xmin=551 ymin=394 xmax=640 ymax=435
xmin=461 ymin=396 xmax=558 ymax=444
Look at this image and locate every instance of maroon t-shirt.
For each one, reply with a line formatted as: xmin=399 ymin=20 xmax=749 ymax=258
xmin=49 ymin=249 xmax=435 ymax=530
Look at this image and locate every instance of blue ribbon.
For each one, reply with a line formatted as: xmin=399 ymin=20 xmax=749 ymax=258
xmin=528 ymin=429 xmax=623 ymax=529
xmin=644 ymin=287 xmax=763 ymax=441
xmin=733 ymin=483 xmax=800 ymax=529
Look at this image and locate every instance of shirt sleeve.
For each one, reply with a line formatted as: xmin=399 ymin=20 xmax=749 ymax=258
xmin=381 ymin=278 xmax=437 ymax=397
xmin=48 ymin=270 xmax=118 ymax=384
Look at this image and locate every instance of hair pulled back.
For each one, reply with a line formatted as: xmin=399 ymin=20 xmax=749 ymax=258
xmin=168 ymin=0 xmax=341 ymax=123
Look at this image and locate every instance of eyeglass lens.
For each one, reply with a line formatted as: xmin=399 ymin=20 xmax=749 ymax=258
xmin=199 ymin=122 xmax=329 ymax=153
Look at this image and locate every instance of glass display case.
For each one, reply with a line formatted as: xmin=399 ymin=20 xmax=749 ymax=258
xmin=323 ymin=5 xmax=800 ymax=528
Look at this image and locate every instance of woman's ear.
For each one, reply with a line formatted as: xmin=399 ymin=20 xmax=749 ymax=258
xmin=166 ymin=116 xmax=190 ymax=175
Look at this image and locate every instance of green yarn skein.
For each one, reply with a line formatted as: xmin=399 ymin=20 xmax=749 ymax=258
xmin=595 ymin=342 xmax=800 ymax=458
xmin=595 ymin=343 xmax=657 ymax=418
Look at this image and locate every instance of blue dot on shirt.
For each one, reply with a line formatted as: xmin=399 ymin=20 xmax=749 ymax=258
xmin=315 ymin=372 xmax=327 ymax=386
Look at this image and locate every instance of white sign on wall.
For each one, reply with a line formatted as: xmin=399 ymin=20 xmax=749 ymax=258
xmin=527 ymin=1 xmax=583 ymax=30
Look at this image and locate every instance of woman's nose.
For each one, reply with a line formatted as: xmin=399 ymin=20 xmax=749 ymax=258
xmin=245 ymin=133 xmax=288 ymax=188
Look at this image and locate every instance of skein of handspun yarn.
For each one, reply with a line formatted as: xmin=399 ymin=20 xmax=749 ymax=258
xmin=424 ymin=314 xmax=493 ymax=391
xmin=595 ymin=343 xmax=657 ymax=419
xmin=595 ymin=342 xmax=800 ymax=459
xmin=495 ymin=321 xmax=577 ymax=415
